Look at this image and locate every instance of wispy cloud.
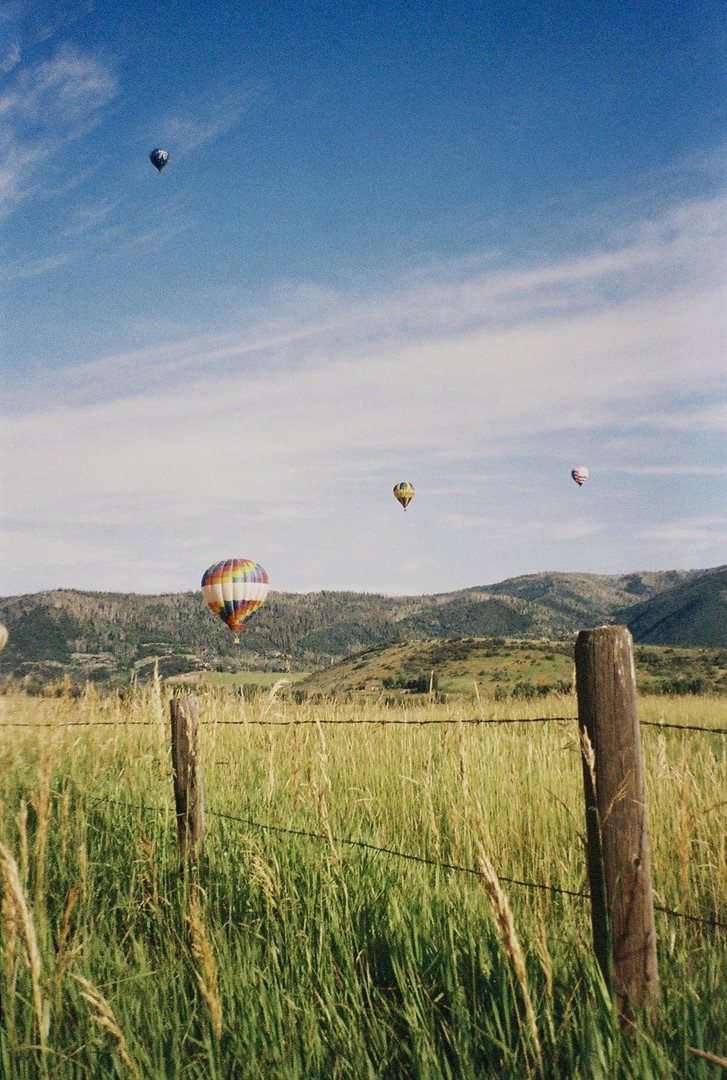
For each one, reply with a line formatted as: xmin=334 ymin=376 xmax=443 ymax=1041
xmin=637 ymin=518 xmax=727 ymax=566
xmin=1 ymin=190 xmax=726 ymax=593
xmin=0 ymin=40 xmax=21 ymax=74
xmin=152 ymin=83 xmax=257 ymax=155
xmin=16 ymin=189 xmax=726 ymax=423
xmin=0 ymin=251 xmax=73 ymax=280
xmin=608 ymin=465 xmax=727 ymax=476
xmin=0 ymin=43 xmax=116 ymax=215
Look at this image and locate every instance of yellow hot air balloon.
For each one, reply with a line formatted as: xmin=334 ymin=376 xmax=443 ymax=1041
xmin=0 ymin=624 xmax=7 ymax=651
xmin=393 ymin=482 xmax=415 ymax=510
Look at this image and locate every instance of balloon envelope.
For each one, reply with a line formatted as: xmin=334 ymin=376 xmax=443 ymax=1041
xmin=150 ymin=148 xmax=169 ymax=172
xmin=393 ymin=482 xmax=415 ymax=509
xmin=201 ymin=559 xmax=269 ymax=638
xmin=571 ymin=467 xmax=589 ymax=486
xmin=0 ymin=624 xmax=7 ymax=651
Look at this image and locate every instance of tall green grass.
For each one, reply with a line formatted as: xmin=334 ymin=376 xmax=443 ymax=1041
xmin=0 ymin=683 xmax=725 ymax=1077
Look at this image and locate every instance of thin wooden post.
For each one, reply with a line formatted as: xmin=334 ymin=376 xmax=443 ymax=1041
xmin=170 ymin=696 xmax=205 ymax=863
xmin=575 ymin=626 xmax=659 ymax=1017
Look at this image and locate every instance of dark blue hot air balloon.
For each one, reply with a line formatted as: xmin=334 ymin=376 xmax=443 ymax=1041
xmin=150 ymin=148 xmax=169 ymax=173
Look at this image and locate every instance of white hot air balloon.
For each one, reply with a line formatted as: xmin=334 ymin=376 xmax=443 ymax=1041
xmin=571 ymin=466 xmax=589 ymax=487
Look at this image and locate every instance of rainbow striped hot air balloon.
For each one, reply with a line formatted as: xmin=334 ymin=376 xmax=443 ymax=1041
xmin=201 ymin=559 xmax=269 ymax=642
xmin=393 ymin=482 xmax=415 ymax=510
xmin=571 ymin=467 xmax=589 ymax=487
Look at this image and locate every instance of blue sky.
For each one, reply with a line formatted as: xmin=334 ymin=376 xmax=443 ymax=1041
xmin=1 ymin=0 xmax=726 ymax=597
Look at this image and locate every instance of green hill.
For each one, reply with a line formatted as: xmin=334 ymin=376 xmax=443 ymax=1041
xmin=618 ymin=565 xmax=727 ymax=646
xmin=294 ymin=636 xmax=727 ymax=700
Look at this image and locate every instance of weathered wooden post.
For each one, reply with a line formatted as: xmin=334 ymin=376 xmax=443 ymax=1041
xmin=170 ymin=696 xmax=205 ymax=863
xmin=575 ymin=626 xmax=659 ymax=1018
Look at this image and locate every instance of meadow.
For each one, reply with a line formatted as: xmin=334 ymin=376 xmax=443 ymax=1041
xmin=0 ymin=681 xmax=725 ymax=1078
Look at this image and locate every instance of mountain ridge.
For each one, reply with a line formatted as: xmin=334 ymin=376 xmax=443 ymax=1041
xmin=1 ymin=566 xmax=723 ymax=688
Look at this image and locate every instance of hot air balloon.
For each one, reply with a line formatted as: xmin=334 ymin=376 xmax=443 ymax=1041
xmin=393 ymin=482 xmax=415 ymax=510
xmin=0 ymin=624 xmax=7 ymax=651
xmin=571 ymin=466 xmax=589 ymax=486
xmin=201 ymin=559 xmax=269 ymax=642
xmin=150 ymin=148 xmax=169 ymax=172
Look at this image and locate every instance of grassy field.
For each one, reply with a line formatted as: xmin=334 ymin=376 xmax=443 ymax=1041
xmin=169 ymin=670 xmax=310 ymax=690
xmin=0 ymin=682 xmax=725 ymax=1078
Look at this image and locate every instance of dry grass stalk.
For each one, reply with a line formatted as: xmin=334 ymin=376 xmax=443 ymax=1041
xmin=677 ymin=750 xmax=694 ymax=913
xmin=59 ymin=786 xmax=72 ymax=863
xmin=533 ymin=909 xmax=555 ymax=1044
xmin=53 ymin=885 xmax=81 ymax=993
xmin=244 ymin=840 xmax=280 ymax=912
xmin=31 ymin=745 xmax=53 ymax=903
xmin=136 ymin=820 xmax=159 ymax=914
xmin=17 ymin=798 xmax=29 ymax=888
xmin=188 ymin=889 xmax=223 ymax=1041
xmin=687 ymin=1046 xmax=727 ymax=1070
xmin=73 ymin=973 xmax=142 ymax=1079
xmin=260 ymin=678 xmax=288 ymax=722
xmin=1 ymin=865 xmax=19 ymax=970
xmin=316 ymin=780 xmax=340 ymax=867
xmin=655 ymin=726 xmax=669 ymax=780
xmin=290 ymin=719 xmax=301 ymax=815
xmin=314 ymin=718 xmax=340 ymax=866
xmin=475 ymin=835 xmax=543 ymax=1077
xmin=266 ymin=729 xmax=277 ymax=802
xmin=0 ymin=840 xmax=47 ymax=1050
xmin=423 ymin=743 xmax=441 ymax=853
xmin=1 ymin=861 xmax=19 ymax=1043
xmin=457 ymin=721 xmax=470 ymax=807
xmin=78 ymin=840 xmax=88 ymax=906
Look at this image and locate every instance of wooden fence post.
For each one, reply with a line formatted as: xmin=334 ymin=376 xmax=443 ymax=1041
xmin=170 ymin=696 xmax=205 ymax=863
xmin=575 ymin=626 xmax=659 ymax=1018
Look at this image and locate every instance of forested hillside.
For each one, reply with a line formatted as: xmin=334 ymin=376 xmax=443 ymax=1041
xmin=616 ymin=565 xmax=727 ymax=646
xmin=0 ymin=566 xmax=717 ymax=690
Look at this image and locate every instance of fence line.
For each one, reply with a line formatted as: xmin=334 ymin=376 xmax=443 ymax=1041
xmin=82 ymin=794 xmax=727 ymax=932
xmin=0 ymin=716 xmax=572 ymax=729
xmin=0 ymin=720 xmax=157 ymax=727
xmin=203 ymin=715 xmax=575 ymax=726
xmin=3 ymin=715 xmax=727 ymax=735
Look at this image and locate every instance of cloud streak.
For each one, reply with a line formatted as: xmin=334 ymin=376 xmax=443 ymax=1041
xmin=2 ymin=191 xmax=726 ymax=594
xmin=0 ymin=43 xmax=116 ymax=216
xmin=152 ymin=82 xmax=258 ymax=155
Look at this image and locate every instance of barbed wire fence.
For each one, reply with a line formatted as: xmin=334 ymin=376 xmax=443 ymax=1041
xmin=84 ymin=793 xmax=727 ymax=934
xmin=3 ymin=628 xmax=726 ymax=1016
xmin=166 ymin=628 xmax=724 ymax=1017
xmin=3 ymin=714 xmax=727 ymax=733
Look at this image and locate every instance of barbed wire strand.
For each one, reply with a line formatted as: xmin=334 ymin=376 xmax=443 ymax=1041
xmin=0 ymin=717 xmax=564 ymax=729
xmin=207 ymin=807 xmax=588 ymax=898
xmin=0 ymin=720 xmax=157 ymax=727
xmin=641 ymin=720 xmax=727 ymax=735
xmin=2 ymin=715 xmax=726 ymax=735
xmin=206 ymin=716 xmax=575 ymax=727
xmin=83 ymin=796 xmax=726 ymax=930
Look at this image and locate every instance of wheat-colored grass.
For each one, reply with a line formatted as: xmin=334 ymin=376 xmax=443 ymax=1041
xmin=475 ymin=832 xmax=543 ymax=1076
xmin=187 ymin=887 xmax=223 ymax=1041
xmin=72 ymin=973 xmax=142 ymax=1079
xmin=0 ymin=685 xmax=724 ymax=1078
xmin=0 ymin=840 xmax=47 ymax=1052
